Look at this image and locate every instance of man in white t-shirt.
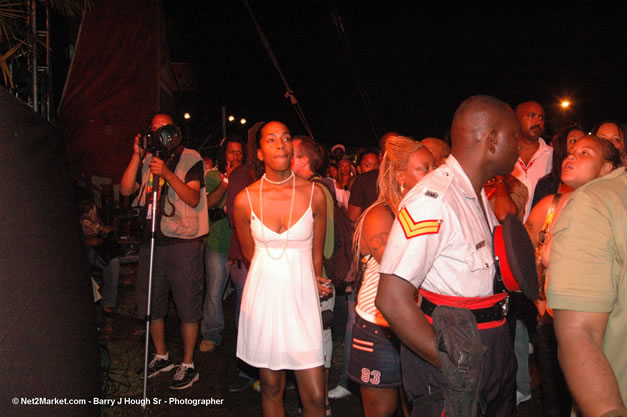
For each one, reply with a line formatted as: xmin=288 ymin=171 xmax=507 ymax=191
xmin=510 ymin=101 xmax=553 ymax=221
xmin=509 ymin=100 xmax=553 ymax=404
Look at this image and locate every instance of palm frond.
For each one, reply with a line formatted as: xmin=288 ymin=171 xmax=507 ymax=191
xmin=0 ymin=38 xmax=22 ymax=59
xmin=0 ymin=2 xmax=25 ymax=17
xmin=0 ymin=1 xmax=26 ymax=43
xmin=0 ymin=59 xmax=12 ymax=88
xmin=0 ymin=40 xmax=24 ymax=88
xmin=49 ymin=0 xmax=92 ymax=17
xmin=0 ymin=0 xmax=92 ymax=91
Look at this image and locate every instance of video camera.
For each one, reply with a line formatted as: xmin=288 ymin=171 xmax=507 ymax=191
xmin=140 ymin=124 xmax=182 ymax=157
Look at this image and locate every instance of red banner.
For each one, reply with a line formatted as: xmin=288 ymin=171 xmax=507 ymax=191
xmin=59 ymin=0 xmax=172 ymax=182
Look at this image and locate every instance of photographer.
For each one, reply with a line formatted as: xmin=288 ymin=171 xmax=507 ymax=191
xmin=120 ymin=113 xmax=208 ymax=390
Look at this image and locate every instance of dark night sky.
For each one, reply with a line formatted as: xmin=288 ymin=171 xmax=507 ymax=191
xmin=164 ymin=2 xmax=627 ymax=148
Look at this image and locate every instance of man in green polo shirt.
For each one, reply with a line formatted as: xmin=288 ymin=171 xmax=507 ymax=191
xmin=199 ymin=135 xmax=245 ymax=352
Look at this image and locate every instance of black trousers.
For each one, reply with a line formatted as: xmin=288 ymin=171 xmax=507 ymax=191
xmin=536 ymin=313 xmax=572 ymax=417
xmin=402 ymin=323 xmax=516 ymax=417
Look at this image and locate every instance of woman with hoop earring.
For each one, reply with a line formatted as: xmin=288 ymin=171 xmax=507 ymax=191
xmin=348 ymin=136 xmax=435 ymax=417
xmin=234 ymin=121 xmax=331 ymax=417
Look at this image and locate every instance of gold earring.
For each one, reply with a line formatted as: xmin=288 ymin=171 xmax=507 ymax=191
xmin=400 ymin=184 xmax=405 ymax=193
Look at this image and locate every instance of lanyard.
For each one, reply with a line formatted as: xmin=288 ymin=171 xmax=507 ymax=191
xmin=147 ymin=173 xmax=165 ymax=195
xmin=518 ymin=158 xmax=535 ymax=176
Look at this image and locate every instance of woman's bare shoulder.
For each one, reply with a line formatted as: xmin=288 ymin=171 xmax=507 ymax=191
xmin=527 ymin=194 xmax=555 ymax=224
xmin=363 ymin=204 xmax=394 ymax=234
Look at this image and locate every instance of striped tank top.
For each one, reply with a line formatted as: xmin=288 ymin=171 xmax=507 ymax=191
xmin=355 ymin=255 xmax=390 ymax=327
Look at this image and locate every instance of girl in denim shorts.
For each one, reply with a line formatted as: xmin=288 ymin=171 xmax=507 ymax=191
xmin=347 ymin=136 xmax=436 ymax=417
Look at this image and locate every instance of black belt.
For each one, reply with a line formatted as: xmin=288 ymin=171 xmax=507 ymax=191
xmin=419 ymin=296 xmax=509 ymax=323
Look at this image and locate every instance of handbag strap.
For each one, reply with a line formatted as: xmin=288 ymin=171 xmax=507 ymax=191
xmin=537 ymin=193 xmax=562 ymax=248
xmin=536 ymin=193 xmax=562 ymax=300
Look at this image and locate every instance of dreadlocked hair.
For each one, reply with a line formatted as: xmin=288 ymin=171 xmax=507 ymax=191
xmin=352 ymin=136 xmax=426 ymax=259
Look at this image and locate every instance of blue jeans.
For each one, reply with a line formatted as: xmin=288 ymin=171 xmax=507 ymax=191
xmin=514 ymin=319 xmax=531 ymax=396
xmin=230 ymin=260 xmax=249 ymax=326
xmin=201 ymin=246 xmax=229 ymax=344
xmin=338 ymin=290 xmax=355 ymax=388
xmin=87 ymin=247 xmax=120 ymax=308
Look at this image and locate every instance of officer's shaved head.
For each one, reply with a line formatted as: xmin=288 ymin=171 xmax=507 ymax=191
xmin=450 ymin=95 xmax=520 ymax=178
xmin=451 ymin=96 xmax=512 ymax=145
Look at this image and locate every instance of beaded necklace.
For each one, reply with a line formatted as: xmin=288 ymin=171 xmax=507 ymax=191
xmin=259 ymin=170 xmax=295 ymax=260
xmin=262 ymin=171 xmax=294 ymax=185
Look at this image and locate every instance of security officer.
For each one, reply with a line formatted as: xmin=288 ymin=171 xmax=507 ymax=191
xmin=376 ymin=95 xmax=520 ymax=416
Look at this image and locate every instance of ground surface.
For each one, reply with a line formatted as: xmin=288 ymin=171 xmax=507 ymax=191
xmin=97 ymin=264 xmax=542 ymax=416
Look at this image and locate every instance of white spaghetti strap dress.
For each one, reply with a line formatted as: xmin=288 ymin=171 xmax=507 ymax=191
xmin=236 ymin=183 xmax=324 ymax=370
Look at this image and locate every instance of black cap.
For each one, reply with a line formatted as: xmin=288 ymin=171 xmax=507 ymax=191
xmin=493 ymin=214 xmax=538 ymax=301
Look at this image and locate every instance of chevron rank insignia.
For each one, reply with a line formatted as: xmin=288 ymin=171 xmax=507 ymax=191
xmin=397 ymin=207 xmax=442 ymax=239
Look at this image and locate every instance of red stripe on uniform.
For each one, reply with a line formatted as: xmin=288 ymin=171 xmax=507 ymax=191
xmin=419 ymin=289 xmax=508 ymax=330
xmin=420 ymin=289 xmax=507 ymax=310
xmin=423 ymin=314 xmax=505 ymax=330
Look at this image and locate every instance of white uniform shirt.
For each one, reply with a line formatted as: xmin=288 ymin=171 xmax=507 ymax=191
xmin=510 ymin=138 xmax=553 ymax=221
xmin=379 ymin=155 xmax=499 ymax=298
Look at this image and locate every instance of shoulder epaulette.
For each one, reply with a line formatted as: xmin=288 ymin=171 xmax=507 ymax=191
xmin=419 ymin=167 xmax=454 ymax=199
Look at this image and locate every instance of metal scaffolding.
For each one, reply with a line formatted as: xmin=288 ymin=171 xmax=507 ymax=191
xmin=26 ymin=0 xmax=53 ymax=121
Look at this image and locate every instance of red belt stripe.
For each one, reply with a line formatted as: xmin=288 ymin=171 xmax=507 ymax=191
xmin=419 ymin=289 xmax=507 ymax=330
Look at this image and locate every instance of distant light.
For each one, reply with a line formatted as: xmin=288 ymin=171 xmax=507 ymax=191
xmin=228 ymin=115 xmax=235 ymax=122
xmin=183 ymin=112 xmax=191 ymax=119
xmin=240 ymin=118 xmax=247 ymax=125
xmin=560 ymin=100 xmax=570 ymax=108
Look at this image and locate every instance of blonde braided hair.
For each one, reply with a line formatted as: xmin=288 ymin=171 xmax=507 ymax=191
xmin=353 ymin=136 xmax=426 ymax=258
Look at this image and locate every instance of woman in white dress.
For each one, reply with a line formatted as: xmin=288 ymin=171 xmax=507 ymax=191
xmin=234 ymin=121 xmax=331 ymax=417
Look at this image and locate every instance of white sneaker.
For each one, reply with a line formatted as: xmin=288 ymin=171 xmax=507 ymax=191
xmin=169 ymin=366 xmax=199 ymax=390
xmin=328 ymin=385 xmax=352 ymax=399
xmin=516 ymin=390 xmax=531 ymax=405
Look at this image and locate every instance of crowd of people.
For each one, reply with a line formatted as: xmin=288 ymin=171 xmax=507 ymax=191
xmin=87 ymin=95 xmax=626 ymax=417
